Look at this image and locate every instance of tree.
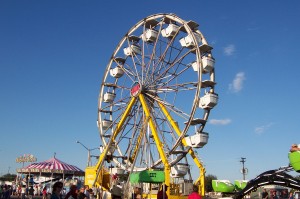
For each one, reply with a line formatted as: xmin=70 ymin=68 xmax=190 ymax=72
xmin=0 ymin=173 xmax=17 ymax=181
xmin=205 ymin=174 xmax=217 ymax=192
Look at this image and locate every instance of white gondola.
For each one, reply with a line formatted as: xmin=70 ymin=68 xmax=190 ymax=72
xmin=110 ymin=167 xmax=125 ymax=175
xmin=111 ymin=184 xmax=123 ymax=196
xmin=171 ymin=163 xmax=189 ymax=178
xmin=191 ymin=56 xmax=215 ymax=73
xmin=191 ymin=61 xmax=199 ymax=72
xmin=110 ymin=168 xmax=125 ymax=175
xmin=110 ymin=67 xmax=124 ymax=78
xmin=142 ymin=29 xmax=158 ymax=43
xmin=161 ymin=24 xmax=180 ymax=38
xmin=108 ymin=142 xmax=116 ymax=155
xmin=199 ymin=92 xmax=218 ymax=109
xmin=102 ymin=119 xmax=113 ymax=130
xmin=123 ymin=44 xmax=141 ymax=56
xmin=179 ymin=33 xmax=202 ymax=48
xmin=184 ymin=132 xmax=209 ymax=148
xmin=202 ymin=56 xmax=215 ymax=73
xmin=103 ymin=92 xmax=116 ymax=103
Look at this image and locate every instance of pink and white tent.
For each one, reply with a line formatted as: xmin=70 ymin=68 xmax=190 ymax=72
xmin=17 ymin=157 xmax=84 ymax=177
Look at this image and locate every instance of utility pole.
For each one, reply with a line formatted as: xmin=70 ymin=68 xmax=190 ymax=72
xmin=240 ymin=157 xmax=246 ymax=180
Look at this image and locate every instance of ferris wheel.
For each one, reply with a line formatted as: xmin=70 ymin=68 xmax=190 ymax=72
xmin=96 ymin=13 xmax=218 ymax=186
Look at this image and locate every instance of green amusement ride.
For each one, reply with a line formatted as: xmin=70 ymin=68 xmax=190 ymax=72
xmin=211 ymin=148 xmax=300 ymax=198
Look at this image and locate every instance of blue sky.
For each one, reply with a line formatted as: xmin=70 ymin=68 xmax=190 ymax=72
xmin=1 ymin=1 xmax=300 ymax=183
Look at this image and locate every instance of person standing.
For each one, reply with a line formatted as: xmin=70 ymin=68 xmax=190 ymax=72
xmin=17 ymin=185 xmax=21 ymax=198
xmin=271 ymin=190 xmax=278 ymax=199
xmin=132 ymin=187 xmax=142 ymax=199
xmin=42 ymin=187 xmax=47 ymax=199
xmin=78 ymin=187 xmax=87 ymax=199
xmin=12 ymin=184 xmax=16 ymax=196
xmin=0 ymin=185 xmax=3 ymax=199
xmin=64 ymin=185 xmax=78 ymax=199
xmin=157 ymin=184 xmax=168 ymax=199
xmin=88 ymin=189 xmax=95 ymax=199
xmin=262 ymin=189 xmax=269 ymax=199
xmin=289 ymin=192 xmax=294 ymax=199
xmin=33 ymin=185 xmax=38 ymax=196
xmin=188 ymin=185 xmax=201 ymax=199
xmin=131 ymin=187 xmax=139 ymax=199
xmin=3 ymin=187 xmax=9 ymax=199
xmin=50 ymin=182 xmax=63 ymax=199
xmin=28 ymin=187 xmax=34 ymax=199
xmin=21 ymin=186 xmax=26 ymax=199
xmin=84 ymin=186 xmax=90 ymax=199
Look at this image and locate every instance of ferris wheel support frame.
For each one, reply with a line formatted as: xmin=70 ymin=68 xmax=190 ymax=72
xmin=93 ymin=92 xmax=207 ymax=193
xmin=139 ymin=94 xmax=171 ymax=196
xmin=158 ymin=102 xmax=206 ymax=194
xmin=93 ymin=97 xmax=137 ymax=187
xmin=93 ymin=91 xmax=207 ymax=193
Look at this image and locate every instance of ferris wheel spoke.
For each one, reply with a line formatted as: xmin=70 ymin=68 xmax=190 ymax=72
xmin=144 ymin=92 xmax=190 ymax=125
xmin=142 ymin=21 xmax=164 ymax=84
xmin=125 ymin=37 xmax=143 ymax=84
xmin=149 ymin=47 xmax=183 ymax=86
xmin=100 ymin=97 xmax=132 ymax=115
xmin=119 ymin=63 xmax=138 ymax=83
xmin=152 ymin=49 xmax=193 ymax=86
xmin=143 ymin=25 xmax=182 ymax=86
xmin=155 ymin=82 xmax=198 ymax=93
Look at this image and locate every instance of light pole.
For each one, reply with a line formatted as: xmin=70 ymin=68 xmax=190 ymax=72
xmin=76 ymin=141 xmax=99 ymax=167
xmin=240 ymin=157 xmax=247 ymax=180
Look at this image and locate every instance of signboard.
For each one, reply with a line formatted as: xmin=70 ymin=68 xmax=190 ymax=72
xmin=16 ymin=154 xmax=37 ymax=163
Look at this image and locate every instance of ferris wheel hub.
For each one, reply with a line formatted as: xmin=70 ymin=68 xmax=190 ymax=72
xmin=130 ymin=82 xmax=142 ymax=97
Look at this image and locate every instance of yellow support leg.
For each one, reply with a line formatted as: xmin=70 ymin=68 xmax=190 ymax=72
xmin=157 ymin=101 xmax=206 ymax=196
xmin=139 ymin=94 xmax=170 ymax=191
xmin=92 ymin=97 xmax=137 ymax=187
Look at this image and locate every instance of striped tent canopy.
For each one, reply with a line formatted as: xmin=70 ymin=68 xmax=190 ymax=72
xmin=17 ymin=157 xmax=84 ymax=177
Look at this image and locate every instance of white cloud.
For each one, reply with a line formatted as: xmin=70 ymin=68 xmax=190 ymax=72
xmin=209 ymin=119 xmax=231 ymax=125
xmin=247 ymin=27 xmax=259 ymax=31
xmin=211 ymin=39 xmax=217 ymax=45
xmin=229 ymin=72 xmax=246 ymax=93
xmin=224 ymin=44 xmax=235 ymax=56
xmin=254 ymin=123 xmax=274 ymax=135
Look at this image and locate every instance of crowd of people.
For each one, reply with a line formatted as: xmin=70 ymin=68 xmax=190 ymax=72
xmin=1 ymin=182 xmax=203 ymax=199
xmin=0 ymin=184 xmax=12 ymax=199
xmin=261 ymin=188 xmax=297 ymax=199
xmin=0 ymin=184 xmax=51 ymax=199
xmin=50 ymin=182 xmax=96 ymax=199
xmin=0 ymin=182 xmax=96 ymax=199
xmin=155 ymin=184 xmax=201 ymax=199
xmin=0 ymin=183 xmax=45 ymax=199
xmin=0 ymin=184 xmax=34 ymax=199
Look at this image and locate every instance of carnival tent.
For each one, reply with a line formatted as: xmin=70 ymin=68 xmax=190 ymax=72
xmin=17 ymin=156 xmax=85 ymax=177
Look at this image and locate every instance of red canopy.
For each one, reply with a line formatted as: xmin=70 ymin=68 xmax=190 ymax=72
xmin=17 ymin=157 xmax=84 ymax=176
